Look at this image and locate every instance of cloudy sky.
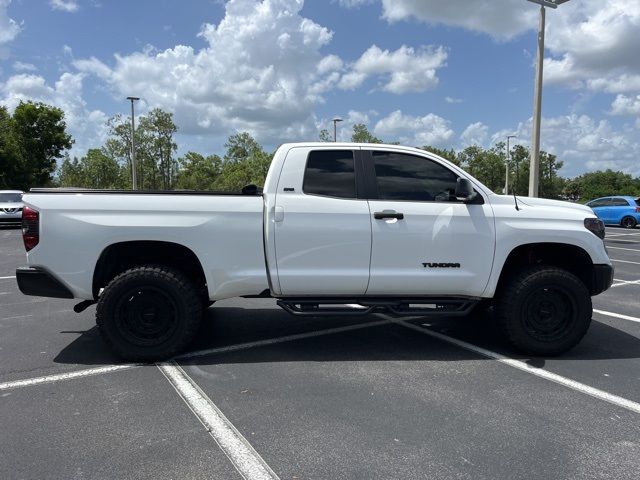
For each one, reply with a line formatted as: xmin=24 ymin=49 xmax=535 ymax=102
xmin=1 ymin=0 xmax=639 ymax=176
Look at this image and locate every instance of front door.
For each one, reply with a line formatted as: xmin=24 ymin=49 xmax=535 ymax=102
xmin=365 ymin=150 xmax=495 ymax=297
xmin=273 ymin=147 xmax=372 ymax=296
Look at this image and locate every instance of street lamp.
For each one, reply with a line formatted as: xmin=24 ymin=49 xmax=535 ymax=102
xmin=526 ymin=0 xmax=569 ymax=197
xmin=126 ymin=96 xmax=140 ymax=190
xmin=506 ymin=135 xmax=517 ymax=194
xmin=332 ymin=117 xmax=343 ymax=142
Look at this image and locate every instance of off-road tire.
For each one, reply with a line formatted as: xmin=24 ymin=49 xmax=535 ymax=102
xmin=621 ymin=216 xmax=637 ymax=229
xmin=495 ymin=266 xmax=592 ymax=356
xmin=96 ymin=265 xmax=203 ymax=361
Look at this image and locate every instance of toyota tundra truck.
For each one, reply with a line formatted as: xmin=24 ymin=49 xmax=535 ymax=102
xmin=16 ymin=143 xmax=613 ymax=360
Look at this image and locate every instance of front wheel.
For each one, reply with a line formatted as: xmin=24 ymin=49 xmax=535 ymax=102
xmin=621 ymin=216 xmax=637 ymax=229
xmin=495 ymin=266 xmax=592 ymax=356
xmin=96 ymin=265 xmax=203 ymax=361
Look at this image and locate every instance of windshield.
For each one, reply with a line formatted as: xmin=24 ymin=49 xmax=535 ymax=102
xmin=0 ymin=193 xmax=22 ymax=203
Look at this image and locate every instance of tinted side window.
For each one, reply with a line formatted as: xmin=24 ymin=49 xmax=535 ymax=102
xmin=588 ymin=199 xmax=610 ymax=208
xmin=303 ymin=150 xmax=356 ymax=199
xmin=610 ymin=198 xmax=630 ymax=207
xmin=372 ymin=151 xmax=458 ymax=201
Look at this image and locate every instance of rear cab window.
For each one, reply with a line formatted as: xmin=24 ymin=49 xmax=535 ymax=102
xmin=303 ymin=150 xmax=357 ymax=199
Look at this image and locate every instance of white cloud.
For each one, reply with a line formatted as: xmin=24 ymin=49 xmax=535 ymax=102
xmin=13 ymin=61 xmax=37 ymax=71
xmin=373 ymin=110 xmax=454 ymax=146
xmin=499 ymin=114 xmax=640 ymax=176
xmin=460 ymin=122 xmax=488 ymax=147
xmin=542 ymin=1 xmax=640 ymax=94
xmin=610 ymin=94 xmax=640 ymax=116
xmin=74 ymin=0 xmax=341 ymax=144
xmin=366 ymin=0 xmax=640 ymax=99
xmin=340 ymin=44 xmax=447 ymax=94
xmin=316 ymin=54 xmax=343 ymax=75
xmin=50 ymin=0 xmax=79 ymax=12
xmin=445 ymin=96 xmax=462 ymax=104
xmin=73 ymin=0 xmax=444 ymax=147
xmin=0 ymin=0 xmax=21 ymax=45
xmin=379 ymin=0 xmax=537 ymax=40
xmin=1 ymin=73 xmax=109 ymax=158
xmin=337 ymin=0 xmax=374 ymax=7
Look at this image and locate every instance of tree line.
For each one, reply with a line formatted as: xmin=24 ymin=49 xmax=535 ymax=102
xmin=2 ymin=101 xmax=640 ymax=201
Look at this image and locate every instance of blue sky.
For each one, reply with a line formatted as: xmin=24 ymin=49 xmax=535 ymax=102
xmin=1 ymin=0 xmax=639 ymax=176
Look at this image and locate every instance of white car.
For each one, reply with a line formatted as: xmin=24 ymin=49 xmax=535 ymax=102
xmin=0 ymin=190 xmax=24 ymax=226
xmin=15 ymin=143 xmax=613 ymax=360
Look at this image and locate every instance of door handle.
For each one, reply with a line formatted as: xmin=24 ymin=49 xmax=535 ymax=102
xmin=274 ymin=206 xmax=284 ymax=222
xmin=374 ymin=210 xmax=404 ymax=220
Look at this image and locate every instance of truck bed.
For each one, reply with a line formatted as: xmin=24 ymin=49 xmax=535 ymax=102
xmin=22 ymin=191 xmax=269 ymax=301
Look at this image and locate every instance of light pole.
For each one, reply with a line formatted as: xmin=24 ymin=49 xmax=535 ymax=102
xmin=526 ymin=0 xmax=569 ymax=197
xmin=126 ymin=96 xmax=140 ymax=190
xmin=332 ymin=117 xmax=343 ymax=142
xmin=506 ymin=135 xmax=516 ymax=194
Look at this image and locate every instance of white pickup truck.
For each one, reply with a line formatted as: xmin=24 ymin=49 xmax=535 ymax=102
xmin=16 ymin=143 xmax=613 ymax=360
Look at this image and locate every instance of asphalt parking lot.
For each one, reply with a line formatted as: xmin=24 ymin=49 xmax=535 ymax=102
xmin=1 ymin=226 xmax=639 ymax=479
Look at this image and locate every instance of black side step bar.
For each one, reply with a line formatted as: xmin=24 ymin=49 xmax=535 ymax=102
xmin=277 ymin=297 xmax=479 ymax=318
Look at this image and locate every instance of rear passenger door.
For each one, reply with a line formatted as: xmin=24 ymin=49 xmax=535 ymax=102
xmin=273 ymin=147 xmax=372 ymax=296
xmin=365 ymin=150 xmax=495 ymax=297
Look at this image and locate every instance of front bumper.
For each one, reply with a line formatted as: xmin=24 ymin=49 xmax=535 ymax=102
xmin=16 ymin=267 xmax=74 ymax=299
xmin=591 ymin=264 xmax=614 ymax=296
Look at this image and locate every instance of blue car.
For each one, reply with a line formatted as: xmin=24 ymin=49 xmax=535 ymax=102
xmin=586 ymin=196 xmax=640 ymax=229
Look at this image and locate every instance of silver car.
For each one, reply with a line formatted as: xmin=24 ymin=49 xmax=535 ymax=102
xmin=0 ymin=190 xmax=24 ymax=226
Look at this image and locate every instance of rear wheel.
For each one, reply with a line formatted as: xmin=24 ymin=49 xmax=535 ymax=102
xmin=495 ymin=266 xmax=592 ymax=356
xmin=96 ymin=265 xmax=203 ymax=361
xmin=621 ymin=216 xmax=637 ymax=229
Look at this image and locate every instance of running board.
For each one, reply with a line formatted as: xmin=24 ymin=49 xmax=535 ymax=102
xmin=277 ymin=297 xmax=479 ymax=318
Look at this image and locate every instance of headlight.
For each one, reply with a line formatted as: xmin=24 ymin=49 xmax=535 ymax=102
xmin=584 ymin=217 xmax=605 ymax=240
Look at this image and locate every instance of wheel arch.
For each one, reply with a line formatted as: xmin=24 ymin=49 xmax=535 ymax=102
xmin=493 ymin=242 xmax=600 ymax=297
xmin=92 ymin=241 xmax=207 ymax=299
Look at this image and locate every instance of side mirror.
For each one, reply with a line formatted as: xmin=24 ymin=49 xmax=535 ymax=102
xmin=455 ymin=177 xmax=476 ymax=202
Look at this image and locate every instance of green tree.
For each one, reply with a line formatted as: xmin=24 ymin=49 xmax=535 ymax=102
xmin=10 ymin=101 xmax=73 ymax=189
xmin=175 ymin=152 xmax=222 ymax=190
xmin=80 ymin=149 xmax=123 ymax=189
xmin=565 ymin=170 xmax=640 ymax=202
xmin=57 ymin=154 xmax=85 ymax=187
xmin=214 ymin=132 xmax=273 ymax=191
xmin=57 ymin=150 xmax=123 ymax=189
xmin=319 ymin=129 xmax=332 ymax=142
xmin=224 ymin=132 xmax=263 ymax=163
xmin=138 ymin=108 xmax=178 ymax=189
xmin=457 ymin=145 xmax=505 ymax=192
xmin=421 ymin=145 xmax=459 ymax=165
xmin=351 ymin=123 xmax=382 ymax=143
xmin=104 ymin=108 xmax=178 ymax=190
xmin=0 ymin=106 xmax=23 ymax=189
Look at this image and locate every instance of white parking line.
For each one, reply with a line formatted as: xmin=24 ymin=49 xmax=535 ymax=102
xmin=594 ymin=309 xmax=640 ymax=324
xmin=0 ymin=276 xmax=16 ymax=280
xmin=0 ymin=365 xmax=137 ymax=391
xmin=611 ymin=278 xmax=640 ymax=288
xmin=159 ymin=362 xmax=279 ymax=480
xmin=177 ymin=318 xmax=391 ymax=360
xmin=390 ymin=318 xmax=640 ymax=415
xmin=607 ymin=246 xmax=640 ymax=253
xmin=611 ymin=259 xmax=640 ymax=265
xmin=606 ymin=231 xmax=640 ymax=237
xmin=0 ymin=319 xmax=392 ymax=391
xmin=0 ymin=314 xmax=34 ymax=320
